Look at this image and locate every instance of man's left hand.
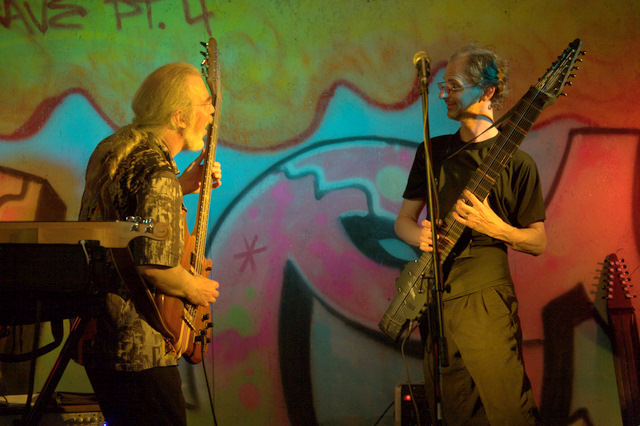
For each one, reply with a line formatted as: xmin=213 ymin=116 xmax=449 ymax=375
xmin=179 ymin=150 xmax=222 ymax=195
xmin=453 ymin=189 xmax=504 ymax=237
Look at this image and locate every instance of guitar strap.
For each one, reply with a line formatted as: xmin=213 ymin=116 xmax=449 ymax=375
xmin=438 ymin=105 xmax=514 ymax=165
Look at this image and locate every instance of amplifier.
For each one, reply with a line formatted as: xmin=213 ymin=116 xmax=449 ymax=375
xmin=0 ymin=409 xmax=105 ymax=426
xmin=394 ymin=383 xmax=429 ymax=426
xmin=0 ymin=393 xmax=104 ymax=426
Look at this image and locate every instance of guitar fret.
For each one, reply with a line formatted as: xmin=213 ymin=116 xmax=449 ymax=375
xmin=506 ymin=119 xmax=530 ymax=136
xmin=441 ymin=235 xmax=456 ymax=248
xmin=474 ymin=169 xmax=496 ymax=184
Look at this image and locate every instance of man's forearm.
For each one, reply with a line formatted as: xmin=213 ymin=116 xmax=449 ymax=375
xmin=394 ymin=216 xmax=422 ymax=247
xmin=497 ymin=222 xmax=546 ymax=256
xmin=137 ymin=264 xmax=195 ymax=299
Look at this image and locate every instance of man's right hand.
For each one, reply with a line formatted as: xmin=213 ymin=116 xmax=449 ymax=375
xmin=138 ymin=264 xmax=220 ymax=307
xmin=419 ymin=219 xmax=440 ymax=252
xmin=189 ymin=275 xmax=220 ymax=307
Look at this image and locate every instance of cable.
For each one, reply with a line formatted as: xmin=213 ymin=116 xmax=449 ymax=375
xmin=200 ymin=338 xmax=217 ymax=425
xmin=372 ymin=400 xmax=394 ymax=425
xmin=22 ymin=300 xmax=42 ymax=425
xmin=401 ymin=321 xmax=422 ymax=426
xmin=374 ymin=321 xmax=424 ymax=425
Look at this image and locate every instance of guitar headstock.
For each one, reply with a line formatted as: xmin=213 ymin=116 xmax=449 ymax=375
xmin=604 ymin=253 xmax=636 ymax=311
xmin=534 ymin=38 xmax=585 ymax=108
xmin=123 ymin=217 xmax=170 ymax=241
xmin=200 ymin=37 xmax=222 ymax=111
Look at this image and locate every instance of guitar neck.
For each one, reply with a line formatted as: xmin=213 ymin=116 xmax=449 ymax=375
xmin=193 ymin=116 xmax=219 ymax=262
xmin=192 ymin=36 xmax=222 ymax=271
xmin=604 ymin=253 xmax=640 ymax=423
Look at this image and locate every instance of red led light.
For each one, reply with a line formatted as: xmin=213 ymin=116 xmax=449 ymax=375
xmin=403 ymin=394 xmax=412 ymax=401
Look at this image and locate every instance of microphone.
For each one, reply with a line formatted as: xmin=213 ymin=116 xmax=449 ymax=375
xmin=413 ymin=51 xmax=430 ymax=87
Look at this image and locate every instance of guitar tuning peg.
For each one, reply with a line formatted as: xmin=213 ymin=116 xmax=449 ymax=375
xmin=572 ymin=66 xmax=580 ymax=71
xmin=566 ymin=81 xmax=573 ymax=86
xmin=580 ymin=50 xmax=587 ymax=55
xmin=200 ymin=50 xmax=207 ymax=57
xmin=200 ymin=41 xmax=208 ymax=47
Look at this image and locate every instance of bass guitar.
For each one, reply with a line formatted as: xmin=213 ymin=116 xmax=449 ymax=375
xmin=153 ymin=38 xmax=222 ymax=364
xmin=602 ymin=253 xmax=640 ymax=425
xmin=379 ymin=39 xmax=585 ymax=341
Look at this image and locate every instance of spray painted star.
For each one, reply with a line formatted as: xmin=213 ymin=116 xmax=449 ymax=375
xmin=234 ymin=234 xmax=267 ymax=273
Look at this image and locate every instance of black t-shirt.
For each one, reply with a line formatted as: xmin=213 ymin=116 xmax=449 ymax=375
xmin=403 ymin=131 xmax=545 ymax=299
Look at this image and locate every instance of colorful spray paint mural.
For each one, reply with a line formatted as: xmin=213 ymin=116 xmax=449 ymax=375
xmin=1 ymin=0 xmax=640 ymax=424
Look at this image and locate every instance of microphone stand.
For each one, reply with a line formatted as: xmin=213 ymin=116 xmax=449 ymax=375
xmin=416 ymin=66 xmax=448 ymax=426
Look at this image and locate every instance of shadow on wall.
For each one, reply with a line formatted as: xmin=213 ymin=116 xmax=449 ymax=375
xmin=540 ymin=283 xmax=596 ymax=425
xmin=0 ymin=166 xmax=68 ymax=396
xmin=0 ymin=166 xmax=67 ymax=222
xmin=278 ymin=262 xmax=633 ymax=425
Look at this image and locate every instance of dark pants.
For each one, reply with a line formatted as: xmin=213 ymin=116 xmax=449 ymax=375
xmin=423 ymin=285 xmax=539 ymax=425
xmin=85 ymin=365 xmax=187 ymax=426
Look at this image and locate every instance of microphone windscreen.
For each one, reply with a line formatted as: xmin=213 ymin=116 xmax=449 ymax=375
xmin=413 ymin=51 xmax=430 ymax=67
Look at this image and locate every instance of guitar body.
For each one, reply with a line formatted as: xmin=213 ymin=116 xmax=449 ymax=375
xmin=379 ymin=257 xmax=433 ymax=339
xmin=154 ymin=211 xmax=213 ymax=364
xmin=179 ymin=232 xmax=213 ymax=364
xmin=154 ymin=280 xmax=212 ymax=364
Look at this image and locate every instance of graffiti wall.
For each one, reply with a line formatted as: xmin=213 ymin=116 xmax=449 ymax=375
xmin=1 ymin=0 xmax=639 ymax=424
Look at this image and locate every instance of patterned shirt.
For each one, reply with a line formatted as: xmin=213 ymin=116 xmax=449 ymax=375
xmin=77 ymin=128 xmax=185 ymax=371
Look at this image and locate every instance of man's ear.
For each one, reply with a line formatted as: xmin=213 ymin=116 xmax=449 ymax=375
xmin=481 ymin=86 xmax=496 ymax=102
xmin=172 ymin=109 xmax=187 ymax=129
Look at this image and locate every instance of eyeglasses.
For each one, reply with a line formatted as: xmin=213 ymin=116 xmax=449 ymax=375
xmin=437 ymin=82 xmax=475 ymax=94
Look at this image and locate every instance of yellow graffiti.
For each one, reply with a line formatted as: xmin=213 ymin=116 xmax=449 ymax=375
xmin=1 ymin=0 xmax=639 ymax=150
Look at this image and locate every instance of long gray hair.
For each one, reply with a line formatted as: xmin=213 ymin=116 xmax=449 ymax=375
xmin=83 ymin=62 xmax=201 ymax=217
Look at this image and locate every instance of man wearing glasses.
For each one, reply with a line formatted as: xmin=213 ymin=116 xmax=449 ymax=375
xmin=76 ymin=62 xmax=221 ymax=425
xmin=395 ymin=44 xmax=546 ymax=425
